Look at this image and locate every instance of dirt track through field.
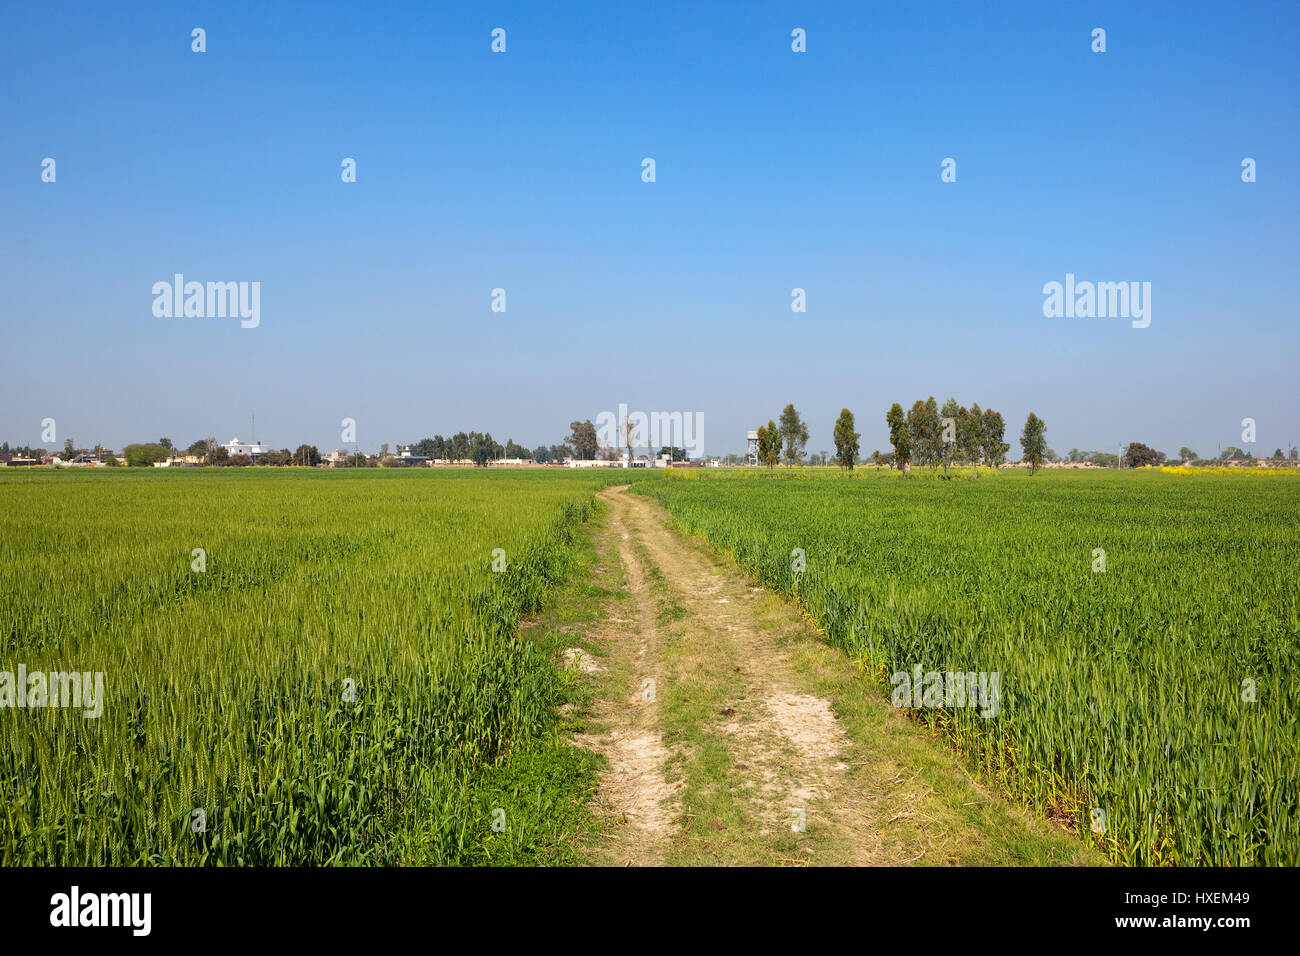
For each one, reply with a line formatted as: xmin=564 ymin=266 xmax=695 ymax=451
xmin=576 ymin=485 xmax=887 ymax=865
xmin=574 ymin=485 xmax=1099 ymax=867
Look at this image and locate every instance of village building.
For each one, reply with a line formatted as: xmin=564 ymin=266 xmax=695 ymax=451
xmin=222 ymin=437 xmax=267 ymax=461
xmin=393 ymin=445 xmax=433 ymax=466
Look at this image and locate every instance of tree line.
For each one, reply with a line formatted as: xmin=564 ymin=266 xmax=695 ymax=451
xmin=883 ymin=398 xmax=1018 ymax=472
xmin=5 ymin=419 xmax=1294 ymax=470
xmin=409 ymin=433 xmax=533 ymax=466
xmin=752 ymin=400 xmax=1055 ymax=474
xmin=0 ymin=420 xmax=608 ymax=469
xmin=754 ymin=404 xmax=814 ymax=469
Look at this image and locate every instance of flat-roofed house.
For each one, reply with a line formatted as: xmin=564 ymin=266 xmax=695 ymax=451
xmin=223 ymin=437 xmax=267 ymax=460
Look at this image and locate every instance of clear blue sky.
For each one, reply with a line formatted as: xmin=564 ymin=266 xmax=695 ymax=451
xmin=2 ymin=1 xmax=1297 ymax=458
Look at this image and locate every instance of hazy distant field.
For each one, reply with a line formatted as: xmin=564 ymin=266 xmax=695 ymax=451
xmin=637 ymin=468 xmax=1300 ymax=865
xmin=0 ymin=468 xmax=636 ymax=865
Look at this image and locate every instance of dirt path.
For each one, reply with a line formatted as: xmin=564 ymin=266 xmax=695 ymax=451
xmin=575 ymin=485 xmax=1099 ymax=867
xmin=570 ymin=491 xmax=678 ymax=865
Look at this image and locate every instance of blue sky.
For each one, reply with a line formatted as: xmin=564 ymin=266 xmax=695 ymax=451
xmin=2 ymin=1 xmax=1297 ymax=458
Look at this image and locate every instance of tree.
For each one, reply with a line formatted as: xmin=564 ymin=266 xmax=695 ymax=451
xmin=621 ymin=418 xmax=636 ymax=463
xmin=208 ymin=445 xmax=229 ymax=466
xmin=1019 ymin=412 xmax=1047 ymax=475
xmin=885 ymin=403 xmax=911 ymax=471
xmin=63 ymin=438 xmax=75 ymax=461
xmin=258 ymin=448 xmax=290 ymax=466
xmin=186 ymin=438 xmax=209 ymax=458
xmin=229 ymin=454 xmax=253 ymax=467
xmin=756 ymin=421 xmax=781 ymax=469
xmin=567 ymin=420 xmax=599 ymax=460
xmin=1273 ymin=448 xmax=1284 ymax=460
xmin=980 ymin=409 xmax=1009 ymax=467
xmin=778 ymin=404 xmax=808 ymax=468
xmin=1179 ymin=447 xmax=1198 ymax=462
xmin=1123 ymin=442 xmax=1166 ymax=469
xmin=906 ymin=397 xmax=942 ymax=470
xmin=461 ymin=431 xmax=498 ymax=467
xmin=123 ymin=443 xmax=170 ymax=467
xmin=657 ymin=446 xmax=689 ymax=462
xmin=959 ymin=402 xmax=983 ymax=463
xmin=293 ymin=444 xmax=320 ymax=467
xmin=939 ymin=397 xmax=962 ymax=472
xmin=833 ymin=409 xmax=859 ymax=471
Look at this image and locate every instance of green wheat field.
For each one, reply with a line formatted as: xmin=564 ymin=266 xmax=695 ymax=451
xmin=0 ymin=468 xmax=631 ymax=864
xmin=1 ymin=466 xmax=1296 ymax=865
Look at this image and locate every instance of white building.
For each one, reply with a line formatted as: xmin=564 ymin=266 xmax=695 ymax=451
xmin=223 ymin=437 xmax=267 ymax=460
xmin=567 ymin=458 xmax=648 ymax=469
